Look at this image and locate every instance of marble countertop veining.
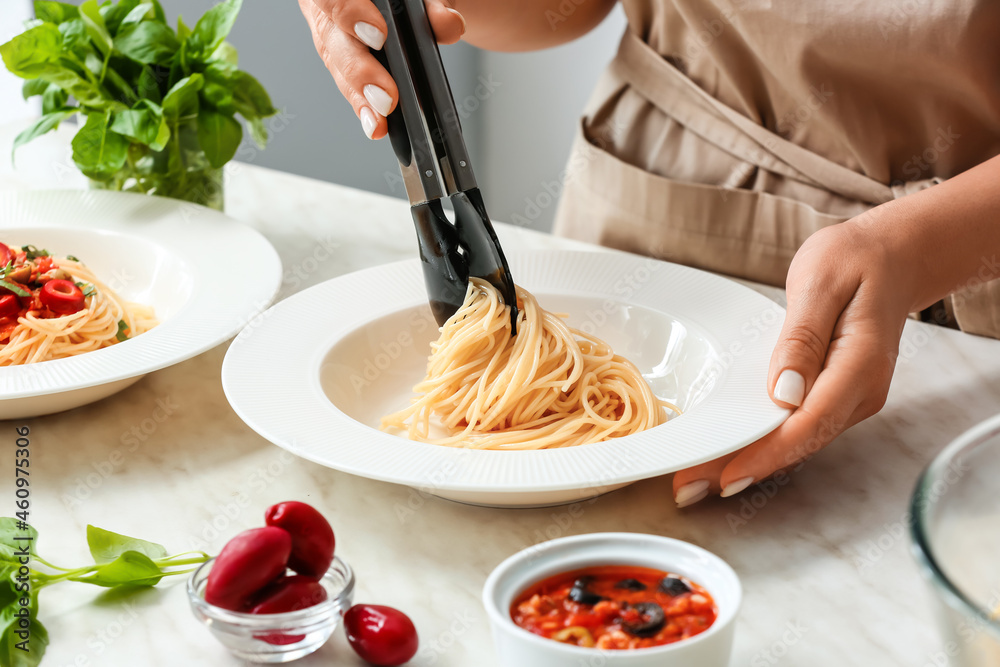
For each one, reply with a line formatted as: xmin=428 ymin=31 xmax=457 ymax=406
xmin=3 ymin=122 xmax=1000 ymax=666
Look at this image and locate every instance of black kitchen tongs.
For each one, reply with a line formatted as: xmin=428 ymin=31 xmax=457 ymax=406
xmin=370 ymin=0 xmax=518 ymax=332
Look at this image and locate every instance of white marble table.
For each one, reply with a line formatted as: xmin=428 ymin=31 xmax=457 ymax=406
xmin=3 ymin=122 xmax=1000 ymax=667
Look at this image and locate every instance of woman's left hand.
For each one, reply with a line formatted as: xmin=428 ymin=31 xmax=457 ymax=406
xmin=672 ymin=213 xmax=916 ymax=507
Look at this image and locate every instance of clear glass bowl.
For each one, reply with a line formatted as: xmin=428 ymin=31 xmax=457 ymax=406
xmin=911 ymin=414 xmax=1000 ymax=667
xmin=188 ymin=556 xmax=354 ymax=663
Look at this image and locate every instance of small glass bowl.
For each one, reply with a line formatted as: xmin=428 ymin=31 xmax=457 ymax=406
xmin=188 ymin=556 xmax=355 ymax=663
xmin=911 ymin=414 xmax=1000 ymax=666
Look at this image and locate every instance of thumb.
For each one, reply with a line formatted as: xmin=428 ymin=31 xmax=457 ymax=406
xmin=426 ymin=1 xmax=467 ymax=44
xmin=769 ymin=282 xmax=844 ymax=409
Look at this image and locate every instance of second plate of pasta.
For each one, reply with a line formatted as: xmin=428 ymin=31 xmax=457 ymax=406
xmin=222 ymin=250 xmax=790 ymax=507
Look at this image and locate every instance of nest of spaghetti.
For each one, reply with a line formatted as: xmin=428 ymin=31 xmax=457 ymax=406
xmin=381 ymin=278 xmax=680 ymax=450
xmin=0 ymin=242 xmax=157 ymax=365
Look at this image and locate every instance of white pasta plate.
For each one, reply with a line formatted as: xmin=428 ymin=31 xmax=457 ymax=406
xmin=0 ymin=189 xmax=281 ymax=419
xmin=222 ymin=250 xmax=790 ymax=508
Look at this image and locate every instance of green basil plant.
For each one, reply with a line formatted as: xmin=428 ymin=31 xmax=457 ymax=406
xmin=0 ymin=0 xmax=277 ymax=210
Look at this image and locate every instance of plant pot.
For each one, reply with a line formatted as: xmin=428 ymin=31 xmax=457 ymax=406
xmin=89 ymin=119 xmax=224 ymax=211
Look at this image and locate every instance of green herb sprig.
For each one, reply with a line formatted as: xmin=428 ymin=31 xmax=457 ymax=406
xmin=0 ymin=0 xmax=277 ymax=179
xmin=1 ymin=518 xmax=210 ymax=667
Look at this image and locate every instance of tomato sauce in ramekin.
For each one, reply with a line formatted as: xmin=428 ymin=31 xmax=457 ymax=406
xmin=511 ymin=565 xmax=717 ymax=650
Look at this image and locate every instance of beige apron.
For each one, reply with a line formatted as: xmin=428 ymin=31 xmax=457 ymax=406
xmin=554 ymin=1 xmax=1000 ymax=339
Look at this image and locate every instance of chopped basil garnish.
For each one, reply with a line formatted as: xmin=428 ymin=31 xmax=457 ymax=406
xmin=0 ymin=279 xmax=29 ymax=297
xmin=22 ymin=245 xmax=50 ymax=260
xmin=76 ymin=281 xmax=96 ymax=298
xmin=115 ymin=320 xmax=129 ymax=342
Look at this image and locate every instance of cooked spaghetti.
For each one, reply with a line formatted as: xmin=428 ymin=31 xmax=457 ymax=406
xmin=381 ymin=278 xmax=679 ymax=450
xmin=0 ymin=243 xmax=157 ymax=365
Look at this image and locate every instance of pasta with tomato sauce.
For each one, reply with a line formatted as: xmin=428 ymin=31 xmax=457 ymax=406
xmin=0 ymin=242 xmax=157 ymax=365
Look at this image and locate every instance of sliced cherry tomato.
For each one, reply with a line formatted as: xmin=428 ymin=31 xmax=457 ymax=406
xmin=0 ymin=242 xmax=11 ymax=268
xmin=39 ymin=279 xmax=85 ymax=315
xmin=0 ymin=294 xmax=19 ymax=319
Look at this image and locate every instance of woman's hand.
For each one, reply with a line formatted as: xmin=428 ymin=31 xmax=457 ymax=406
xmin=297 ymin=0 xmax=466 ymax=140
xmin=673 ymin=213 xmax=916 ymax=507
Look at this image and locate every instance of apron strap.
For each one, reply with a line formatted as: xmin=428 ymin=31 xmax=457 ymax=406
xmin=613 ymin=30 xmax=897 ymax=206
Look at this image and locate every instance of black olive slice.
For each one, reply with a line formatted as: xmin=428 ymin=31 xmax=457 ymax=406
xmin=614 ymin=578 xmax=647 ymax=591
xmin=621 ymin=602 xmax=666 ymax=637
xmin=657 ymin=576 xmax=691 ymax=596
xmin=568 ymin=578 xmax=604 ymax=605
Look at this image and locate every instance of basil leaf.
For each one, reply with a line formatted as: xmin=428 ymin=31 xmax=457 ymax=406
xmin=20 ymin=79 xmax=48 ymax=100
xmin=232 ymin=71 xmax=276 ymax=119
xmin=0 ymin=598 xmax=46 ymax=667
xmin=187 ymin=0 xmax=242 ymax=62
xmin=57 ymin=18 xmax=88 ymax=53
xmin=86 ymin=525 xmax=168 ymax=564
xmin=211 ymin=40 xmax=238 ymax=66
xmin=41 ymin=84 xmax=68 ymax=115
xmin=110 ymin=100 xmax=169 ymax=150
xmin=0 ymin=281 xmax=30 ymax=298
xmin=101 ymin=0 xmax=143 ymax=35
xmin=201 ymin=62 xmax=235 ymax=114
xmin=0 ymin=519 xmax=37 ymax=555
xmin=176 ymin=15 xmax=191 ymax=42
xmin=115 ymin=320 xmax=129 ymax=342
xmin=21 ymin=246 xmax=48 ymax=261
xmin=33 ymin=1 xmax=79 ymax=24
xmin=197 ymin=107 xmax=241 ymax=168
xmin=136 ymin=65 xmax=161 ymax=103
xmin=73 ymin=551 xmax=162 ymax=587
xmin=12 ymin=109 xmax=76 ymax=160
xmin=0 ymin=23 xmax=62 ymax=79
xmin=36 ymin=69 xmax=102 ymax=108
xmin=78 ymin=0 xmax=113 ymax=56
xmin=149 ymin=0 xmax=166 ymax=24
xmin=114 ymin=21 xmax=179 ymax=65
xmin=71 ymin=112 xmax=129 ymax=181
xmin=119 ymin=2 xmax=154 ymax=28
xmin=247 ymin=116 xmax=267 ymax=149
xmin=161 ymin=73 xmax=202 ymax=119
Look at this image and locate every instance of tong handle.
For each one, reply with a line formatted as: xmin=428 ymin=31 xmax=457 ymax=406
xmin=371 ymin=0 xmax=477 ymax=198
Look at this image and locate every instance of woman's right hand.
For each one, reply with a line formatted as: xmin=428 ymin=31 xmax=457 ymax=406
xmin=298 ymin=0 xmax=466 ymax=140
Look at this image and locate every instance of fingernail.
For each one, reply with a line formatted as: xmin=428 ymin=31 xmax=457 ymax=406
xmin=773 ymin=369 xmax=805 ymax=407
xmin=363 ymin=84 xmax=393 ymax=117
xmin=675 ymin=480 xmax=710 ymax=506
xmin=721 ymin=477 xmax=755 ymax=498
xmin=354 ymin=21 xmax=386 ymax=50
xmin=360 ymin=107 xmax=377 ymax=139
xmin=445 ymin=7 xmax=467 ymax=33
xmin=676 ymin=488 xmax=709 ymax=509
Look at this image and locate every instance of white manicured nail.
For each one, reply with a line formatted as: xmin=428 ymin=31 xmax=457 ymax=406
xmin=354 ymin=22 xmax=386 ymax=49
xmin=721 ymin=477 xmax=755 ymax=498
xmin=676 ymin=488 xmax=709 ymax=509
xmin=360 ymin=107 xmax=377 ymax=139
xmin=675 ymin=480 xmax=710 ymax=506
xmin=773 ymin=369 xmax=805 ymax=407
xmin=363 ymin=84 xmax=393 ymax=117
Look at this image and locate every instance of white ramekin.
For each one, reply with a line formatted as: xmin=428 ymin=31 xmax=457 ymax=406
xmin=482 ymin=532 xmax=741 ymax=667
